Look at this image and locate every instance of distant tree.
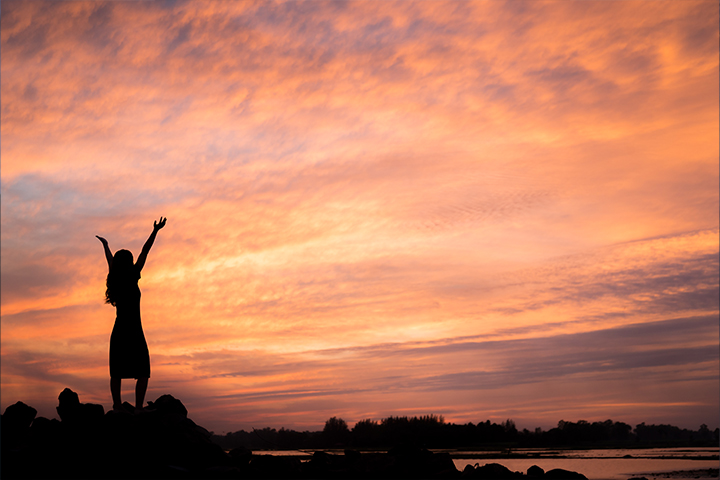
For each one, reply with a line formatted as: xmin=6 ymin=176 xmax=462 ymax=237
xmin=697 ymin=424 xmax=713 ymax=441
xmin=210 ymin=415 xmax=716 ymax=451
xmin=352 ymin=419 xmax=381 ymax=447
xmin=418 ymin=414 xmax=445 ymax=425
xmin=502 ymin=419 xmax=516 ymax=433
xmin=611 ymin=421 xmax=632 ymax=442
xmin=634 ymin=422 xmax=691 ymax=444
xmin=322 ymin=417 xmax=350 ymax=446
xmin=502 ymin=419 xmax=518 ymax=441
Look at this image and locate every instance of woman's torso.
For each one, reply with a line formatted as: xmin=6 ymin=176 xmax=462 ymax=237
xmin=114 ymin=282 xmax=142 ymax=325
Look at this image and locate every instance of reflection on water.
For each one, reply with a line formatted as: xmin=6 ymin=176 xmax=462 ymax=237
xmin=252 ymin=450 xmax=314 ymax=456
xmin=450 ymin=448 xmax=718 ymax=480
xmin=249 ymin=447 xmax=718 ymax=480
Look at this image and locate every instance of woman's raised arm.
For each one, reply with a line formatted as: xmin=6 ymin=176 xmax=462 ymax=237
xmin=135 ymin=217 xmax=166 ymax=272
xmin=96 ymin=236 xmax=113 ymax=270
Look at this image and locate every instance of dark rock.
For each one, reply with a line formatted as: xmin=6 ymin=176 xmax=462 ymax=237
xmin=250 ymin=454 xmax=303 ymax=477
xmin=55 ymin=389 xmax=79 ymax=422
xmin=1 ymin=401 xmax=38 ymax=451
xmin=628 ymin=477 xmax=649 ymax=480
xmin=528 ymin=464 xmax=545 ymax=477
xmin=58 ymin=387 xmax=80 ymax=407
xmin=309 ymin=449 xmax=332 ymax=468
xmin=344 ymin=449 xmax=362 ymax=465
xmin=466 ymin=462 xmax=523 ymax=479
xmin=385 ymin=445 xmax=460 ymax=478
xmin=428 ymin=452 xmax=459 ymax=478
xmin=194 ymin=422 xmax=213 ymax=439
xmin=545 ymin=468 xmax=588 ymax=480
xmin=202 ymin=465 xmax=243 ymax=479
xmin=56 ymin=388 xmax=104 ymax=426
xmin=462 ymin=464 xmax=477 ymax=477
xmin=158 ymin=464 xmax=192 ymax=478
xmin=147 ymin=394 xmax=188 ymax=418
xmin=358 ymin=451 xmax=396 ymax=476
xmin=28 ymin=416 xmax=62 ymax=441
xmin=3 ymin=401 xmax=38 ymax=429
xmin=229 ymin=446 xmax=252 ymax=465
xmin=306 ymin=450 xmax=348 ymax=477
xmin=81 ymin=402 xmax=105 ymax=421
xmin=313 ymin=449 xmax=372 ymax=477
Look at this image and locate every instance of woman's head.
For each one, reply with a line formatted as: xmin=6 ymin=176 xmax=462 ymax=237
xmin=112 ymin=249 xmax=134 ymax=270
xmin=105 ymin=249 xmax=139 ymax=306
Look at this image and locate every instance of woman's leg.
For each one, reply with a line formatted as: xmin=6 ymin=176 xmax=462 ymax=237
xmin=111 ymin=377 xmax=122 ymax=408
xmin=135 ymin=377 xmax=148 ymax=410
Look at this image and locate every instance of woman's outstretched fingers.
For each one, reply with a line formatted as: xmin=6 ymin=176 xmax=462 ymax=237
xmin=153 ymin=217 xmax=167 ymax=230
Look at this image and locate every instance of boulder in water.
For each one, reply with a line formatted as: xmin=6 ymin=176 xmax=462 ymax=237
xmin=461 ymin=462 xmax=522 ymax=478
xmin=528 ymin=464 xmax=545 ymax=477
xmin=546 ymin=468 xmax=589 ymax=480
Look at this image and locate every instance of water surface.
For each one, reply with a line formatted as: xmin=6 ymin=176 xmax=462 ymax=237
xmin=249 ymin=447 xmax=718 ymax=479
xmin=450 ymin=447 xmax=718 ymax=480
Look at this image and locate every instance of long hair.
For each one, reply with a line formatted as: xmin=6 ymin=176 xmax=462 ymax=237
xmin=105 ymin=249 xmax=140 ymax=306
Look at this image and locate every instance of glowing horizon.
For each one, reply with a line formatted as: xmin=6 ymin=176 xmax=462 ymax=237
xmin=1 ymin=0 xmax=718 ymax=434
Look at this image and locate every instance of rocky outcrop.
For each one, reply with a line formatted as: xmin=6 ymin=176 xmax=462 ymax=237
xmin=2 ymin=390 xmax=229 ymax=479
xmin=1 ymin=389 xmax=589 ymax=479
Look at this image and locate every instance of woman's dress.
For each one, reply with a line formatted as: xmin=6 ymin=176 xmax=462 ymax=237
xmin=109 ymin=283 xmax=150 ymax=379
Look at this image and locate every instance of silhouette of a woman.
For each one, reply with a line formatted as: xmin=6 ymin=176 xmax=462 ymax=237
xmin=97 ymin=217 xmax=166 ymax=412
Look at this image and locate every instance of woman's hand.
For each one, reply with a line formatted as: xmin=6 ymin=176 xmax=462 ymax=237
xmin=153 ymin=217 xmax=167 ymax=231
xmin=97 ymin=236 xmax=113 ymax=268
xmin=138 ymin=218 xmax=166 ymax=272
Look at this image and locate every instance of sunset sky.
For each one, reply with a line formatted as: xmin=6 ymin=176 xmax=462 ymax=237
xmin=1 ymin=0 xmax=718 ymax=434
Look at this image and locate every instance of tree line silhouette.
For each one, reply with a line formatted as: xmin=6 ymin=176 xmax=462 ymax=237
xmin=211 ymin=416 xmax=719 ymax=451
